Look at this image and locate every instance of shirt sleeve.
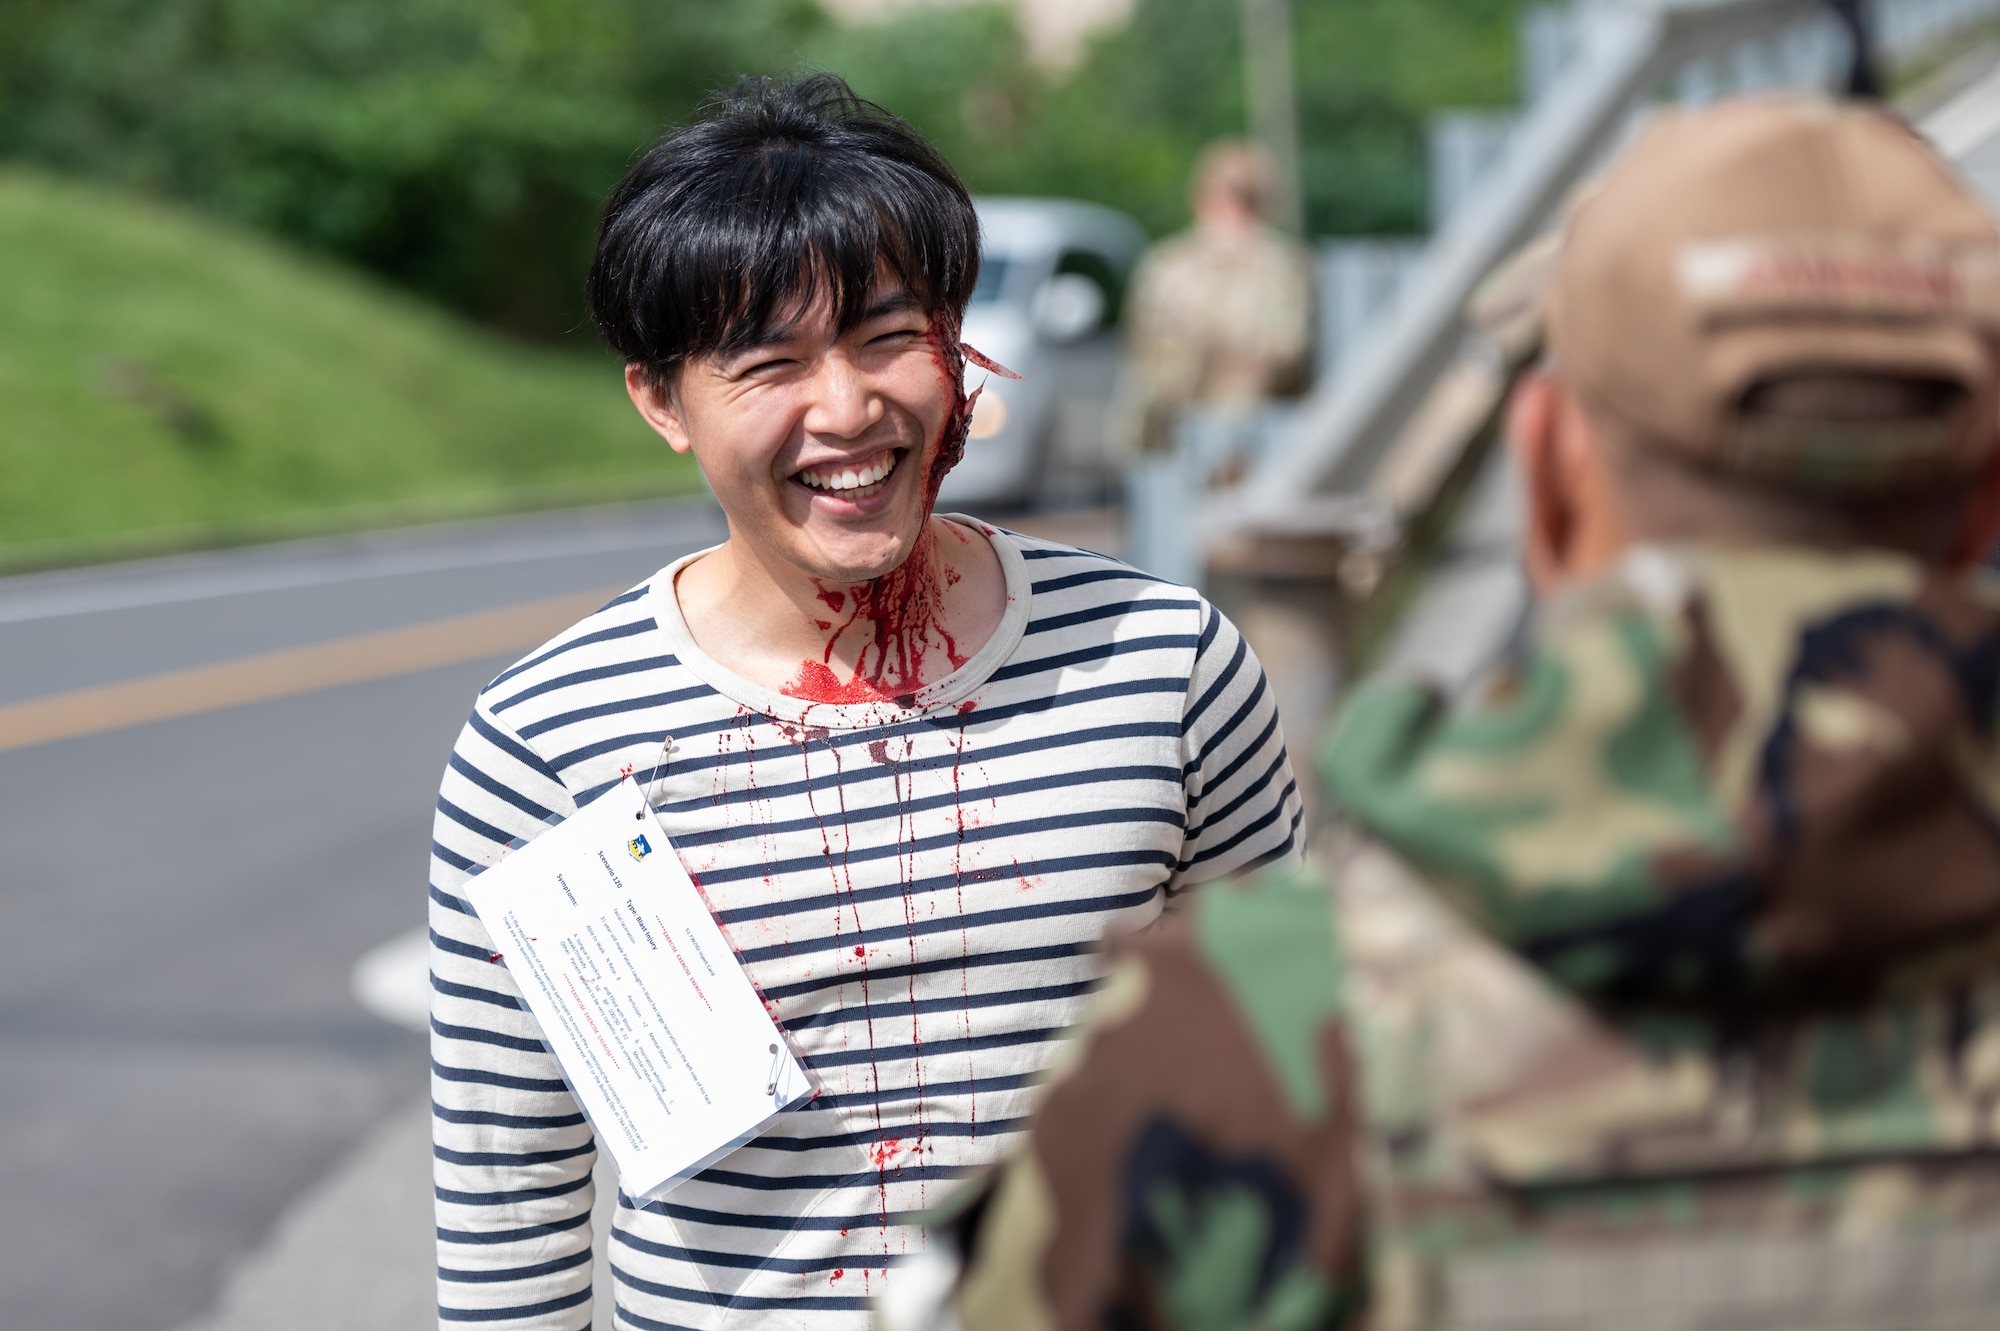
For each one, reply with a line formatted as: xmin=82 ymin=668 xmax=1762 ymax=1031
xmin=1169 ymin=600 xmax=1305 ymax=894
xmin=429 ymin=699 xmax=595 ymax=1329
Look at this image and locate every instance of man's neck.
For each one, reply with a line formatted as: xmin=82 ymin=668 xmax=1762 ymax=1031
xmin=674 ymin=517 xmax=1008 ymax=705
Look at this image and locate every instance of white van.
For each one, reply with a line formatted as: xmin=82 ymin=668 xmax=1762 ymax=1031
xmin=942 ymin=197 xmax=1148 ymax=507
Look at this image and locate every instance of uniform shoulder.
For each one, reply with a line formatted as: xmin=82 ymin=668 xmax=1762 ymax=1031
xmin=938 ymin=865 xmax=1364 ymax=1331
xmin=1109 ymin=870 xmax=1344 ymax=1102
xmin=1179 ymin=868 xmax=1343 ymax=1005
xmin=1270 ymin=227 xmax=1317 ymax=268
xmin=1132 ymin=229 xmax=1207 ymax=276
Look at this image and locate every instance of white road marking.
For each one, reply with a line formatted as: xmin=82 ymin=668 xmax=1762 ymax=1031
xmin=0 ymin=500 xmax=721 ymax=626
xmin=351 ymin=929 xmax=431 ymax=1037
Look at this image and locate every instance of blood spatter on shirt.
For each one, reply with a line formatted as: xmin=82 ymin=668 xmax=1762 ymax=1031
xmin=780 ymin=526 xmax=968 ymax=706
xmin=1013 ymin=857 xmax=1047 ymax=891
xmin=771 ymin=720 xmax=833 ymax=747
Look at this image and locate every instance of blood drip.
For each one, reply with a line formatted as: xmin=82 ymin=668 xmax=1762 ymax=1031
xmin=778 ymin=319 xmax=1015 ymax=707
xmin=781 ymin=524 xmax=969 ymax=704
xmin=922 ymin=311 xmax=975 ymax=517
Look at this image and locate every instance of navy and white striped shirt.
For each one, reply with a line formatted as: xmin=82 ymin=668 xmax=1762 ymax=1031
xmin=429 ymin=521 xmax=1301 ymax=1328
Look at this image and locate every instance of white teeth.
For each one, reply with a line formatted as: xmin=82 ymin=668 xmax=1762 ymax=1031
xmin=799 ymin=454 xmax=896 ymax=492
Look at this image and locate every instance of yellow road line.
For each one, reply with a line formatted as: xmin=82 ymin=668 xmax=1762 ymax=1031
xmin=0 ymin=587 xmax=625 ymax=753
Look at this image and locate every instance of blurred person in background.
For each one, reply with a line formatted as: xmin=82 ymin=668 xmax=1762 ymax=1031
xmin=426 ymin=74 xmax=1302 ymax=1329
xmin=900 ymin=97 xmax=2000 ymax=1331
xmin=1119 ymin=138 xmax=1316 ymax=476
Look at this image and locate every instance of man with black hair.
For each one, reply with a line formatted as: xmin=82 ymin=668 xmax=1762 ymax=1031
xmin=426 ymin=74 xmax=1301 ymax=1328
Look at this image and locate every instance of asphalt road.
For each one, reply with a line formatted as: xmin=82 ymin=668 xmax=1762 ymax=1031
xmin=0 ymin=499 xmax=728 ymax=1329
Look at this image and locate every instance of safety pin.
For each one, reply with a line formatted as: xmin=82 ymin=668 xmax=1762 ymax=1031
xmin=765 ymin=1042 xmax=784 ymax=1097
xmin=637 ymin=734 xmax=674 ymax=820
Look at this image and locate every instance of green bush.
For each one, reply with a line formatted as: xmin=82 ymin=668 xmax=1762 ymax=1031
xmin=0 ymin=0 xmax=828 ymax=341
xmin=0 ymin=0 xmax=1533 ymax=342
xmin=0 ymin=166 xmax=694 ymax=560
xmin=849 ymin=0 xmax=1534 ymax=237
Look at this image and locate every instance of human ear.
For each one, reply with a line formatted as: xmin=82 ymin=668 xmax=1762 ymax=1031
xmin=624 ymin=364 xmax=694 ymax=455
xmin=1508 ymin=367 xmax=1574 ymax=595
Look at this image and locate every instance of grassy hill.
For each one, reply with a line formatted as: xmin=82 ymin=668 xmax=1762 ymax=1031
xmin=0 ymin=168 xmax=698 ymax=569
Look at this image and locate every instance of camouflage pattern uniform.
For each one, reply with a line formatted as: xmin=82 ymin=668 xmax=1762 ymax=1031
xmin=919 ymin=543 xmax=2000 ymax=1331
xmin=925 ymin=878 xmax=1368 ymax=1331
xmin=914 ymin=99 xmax=2000 ymax=1331
xmin=1122 ymin=226 xmax=1316 ymax=455
xmin=1323 ymin=543 xmax=2000 ymax=1330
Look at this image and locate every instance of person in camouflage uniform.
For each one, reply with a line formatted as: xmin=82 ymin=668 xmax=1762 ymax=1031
xmin=1120 ymin=139 xmax=1317 ymax=459
xmin=899 ymin=882 xmax=1368 ymax=1331
xmin=888 ymin=97 xmax=2000 ymax=1331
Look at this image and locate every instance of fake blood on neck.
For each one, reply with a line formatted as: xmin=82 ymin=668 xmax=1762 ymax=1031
xmin=779 ymin=316 xmax=1015 ymax=709
xmin=784 ymin=524 xmax=967 ymax=705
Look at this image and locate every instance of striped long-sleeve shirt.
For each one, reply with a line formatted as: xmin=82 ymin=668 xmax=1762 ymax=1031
xmin=429 ymin=521 xmax=1302 ymax=1329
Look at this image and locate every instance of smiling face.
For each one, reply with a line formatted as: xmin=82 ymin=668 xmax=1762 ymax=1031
xmin=628 ymin=281 xmax=957 ymax=586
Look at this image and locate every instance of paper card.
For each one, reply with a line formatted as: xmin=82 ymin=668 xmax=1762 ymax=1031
xmin=463 ymin=776 xmax=812 ymax=1199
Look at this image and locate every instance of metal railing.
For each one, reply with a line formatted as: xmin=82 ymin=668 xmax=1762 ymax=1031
xmin=1174 ymin=0 xmax=2000 ymax=577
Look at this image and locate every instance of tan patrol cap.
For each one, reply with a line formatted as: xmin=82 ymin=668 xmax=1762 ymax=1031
xmin=1547 ymin=96 xmax=2000 ymax=492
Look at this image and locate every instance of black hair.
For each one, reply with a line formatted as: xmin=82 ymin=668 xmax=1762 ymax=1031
xmin=587 ymin=73 xmax=980 ymax=390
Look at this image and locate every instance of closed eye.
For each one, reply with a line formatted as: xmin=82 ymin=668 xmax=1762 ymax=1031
xmin=733 ymin=356 xmax=798 ymax=379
